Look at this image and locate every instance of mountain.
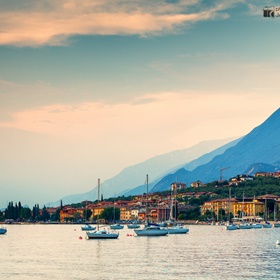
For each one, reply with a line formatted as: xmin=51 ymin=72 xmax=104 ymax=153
xmin=47 ymin=137 xmax=236 ymax=206
xmin=122 ymin=137 xmax=240 ymax=196
xmin=149 ymin=107 xmax=280 ymax=192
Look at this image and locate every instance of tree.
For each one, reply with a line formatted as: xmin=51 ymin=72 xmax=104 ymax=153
xmin=39 ymin=206 xmax=50 ymax=221
xmin=52 ymin=208 xmax=61 ymax=222
xmin=100 ymin=207 xmax=120 ymax=221
xmin=20 ymin=207 xmax=32 ymax=220
xmin=83 ymin=209 xmax=92 ymax=221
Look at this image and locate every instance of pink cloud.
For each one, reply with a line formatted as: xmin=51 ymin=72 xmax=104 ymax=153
xmin=0 ymin=0 xmax=230 ymax=46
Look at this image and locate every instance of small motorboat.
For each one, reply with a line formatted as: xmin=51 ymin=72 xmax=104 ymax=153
xmin=81 ymin=224 xmax=96 ymax=231
xmin=127 ymin=222 xmax=140 ymax=229
xmin=0 ymin=227 xmax=7 ymax=235
xmin=110 ymin=223 xmax=124 ymax=230
xmin=86 ymin=228 xmax=119 ymax=239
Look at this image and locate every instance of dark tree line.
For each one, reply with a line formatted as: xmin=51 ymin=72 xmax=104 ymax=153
xmin=1 ymin=201 xmax=53 ymax=222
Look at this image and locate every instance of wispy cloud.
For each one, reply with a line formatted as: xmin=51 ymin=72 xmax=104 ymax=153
xmin=0 ymin=0 xmax=237 ymax=46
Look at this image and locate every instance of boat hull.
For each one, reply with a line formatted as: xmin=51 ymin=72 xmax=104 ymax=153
xmin=226 ymin=224 xmax=239 ymax=230
xmin=167 ymin=227 xmax=189 ymax=234
xmin=127 ymin=224 xmax=140 ymax=229
xmin=274 ymin=223 xmax=280 ymax=228
xmin=81 ymin=225 xmax=96 ymax=231
xmin=110 ymin=224 xmax=124 ymax=230
xmin=262 ymin=223 xmax=272 ymax=228
xmin=251 ymin=224 xmax=262 ymax=229
xmin=239 ymin=224 xmax=252 ymax=229
xmin=86 ymin=229 xmax=119 ymax=239
xmin=134 ymin=226 xmax=168 ymax=236
xmin=0 ymin=228 xmax=7 ymax=234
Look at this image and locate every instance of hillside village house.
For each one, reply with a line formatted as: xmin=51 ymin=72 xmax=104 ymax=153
xmin=171 ymin=182 xmax=186 ymax=191
xmin=190 ymin=180 xmax=205 ymax=188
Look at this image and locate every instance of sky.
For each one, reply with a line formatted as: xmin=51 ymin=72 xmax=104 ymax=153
xmin=0 ymin=0 xmax=280 ymax=209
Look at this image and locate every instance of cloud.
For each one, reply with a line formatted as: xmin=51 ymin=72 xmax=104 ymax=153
xmin=0 ymin=0 xmax=235 ymax=46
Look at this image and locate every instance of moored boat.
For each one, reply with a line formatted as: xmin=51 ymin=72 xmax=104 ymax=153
xmin=251 ymin=223 xmax=262 ymax=229
xmin=0 ymin=227 xmax=7 ymax=234
xmin=86 ymin=179 xmax=119 ymax=240
xmin=226 ymin=223 xmax=239 ymax=230
xmin=110 ymin=223 xmax=124 ymax=230
xmin=87 ymin=228 xmax=119 ymax=239
xmin=167 ymin=224 xmax=189 ymax=234
xmin=134 ymin=175 xmax=168 ymax=237
xmin=127 ymin=222 xmax=140 ymax=229
xmin=262 ymin=221 xmax=272 ymax=228
xmin=81 ymin=224 xmax=96 ymax=231
xmin=134 ymin=225 xmax=168 ymax=236
xmin=239 ymin=222 xmax=252 ymax=229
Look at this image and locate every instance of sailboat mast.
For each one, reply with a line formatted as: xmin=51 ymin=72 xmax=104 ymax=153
xmin=228 ymin=187 xmax=231 ymax=222
xmin=97 ymin=178 xmax=100 ymax=230
xmin=146 ymin=174 xmax=148 ymax=223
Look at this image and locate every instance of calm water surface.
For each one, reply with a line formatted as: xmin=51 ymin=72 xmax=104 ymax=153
xmin=1 ymin=224 xmax=280 ymax=279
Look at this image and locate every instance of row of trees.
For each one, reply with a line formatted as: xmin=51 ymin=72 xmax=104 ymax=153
xmin=0 ymin=201 xmax=60 ymax=222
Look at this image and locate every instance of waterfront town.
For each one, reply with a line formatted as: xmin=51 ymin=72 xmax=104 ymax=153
xmin=58 ymin=171 xmax=280 ymax=223
xmin=1 ymin=171 xmax=280 ymax=224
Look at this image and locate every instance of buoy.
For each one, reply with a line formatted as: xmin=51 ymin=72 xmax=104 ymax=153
xmin=126 ymin=233 xmax=129 ymax=236
xmin=79 ymin=236 xmax=83 ymax=240
xmin=74 ymin=229 xmax=76 ymax=231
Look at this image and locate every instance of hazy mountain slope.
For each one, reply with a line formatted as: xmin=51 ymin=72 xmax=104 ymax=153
xmin=47 ymin=138 xmax=235 ymax=206
xmin=124 ymin=137 xmax=240 ymax=196
xmin=150 ymin=108 xmax=280 ymax=192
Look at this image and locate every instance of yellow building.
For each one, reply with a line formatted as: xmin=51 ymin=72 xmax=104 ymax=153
xmin=234 ymin=200 xmax=264 ymax=217
xmin=120 ymin=207 xmax=131 ymax=221
xmin=60 ymin=207 xmax=84 ymax=222
xmin=201 ymin=198 xmax=237 ymax=216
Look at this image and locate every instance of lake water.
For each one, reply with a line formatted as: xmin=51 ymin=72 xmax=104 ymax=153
xmin=1 ymin=224 xmax=280 ymax=279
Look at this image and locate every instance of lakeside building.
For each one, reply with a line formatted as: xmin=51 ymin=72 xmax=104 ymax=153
xmin=200 ymin=198 xmax=238 ymax=217
xmin=201 ymin=198 xmax=266 ymax=218
xmin=233 ymin=199 xmax=265 ymax=217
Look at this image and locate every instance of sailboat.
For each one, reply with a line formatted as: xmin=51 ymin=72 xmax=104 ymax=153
xmin=225 ymin=187 xmax=239 ymax=230
xmin=81 ymin=200 xmax=96 ymax=231
xmin=239 ymin=192 xmax=252 ymax=229
xmin=134 ymin=175 xmax=168 ymax=237
xmin=166 ymin=185 xmax=189 ymax=234
xmin=86 ymin=179 xmax=119 ymax=239
xmin=110 ymin=194 xmax=124 ymax=230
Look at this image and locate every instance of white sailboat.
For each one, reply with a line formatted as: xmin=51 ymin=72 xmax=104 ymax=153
xmin=110 ymin=194 xmax=124 ymax=230
xmin=134 ymin=175 xmax=168 ymax=237
xmin=239 ymin=192 xmax=252 ymax=229
xmin=226 ymin=187 xmax=239 ymax=230
xmin=166 ymin=185 xmax=189 ymax=234
xmin=81 ymin=200 xmax=96 ymax=231
xmin=86 ymin=179 xmax=119 ymax=239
